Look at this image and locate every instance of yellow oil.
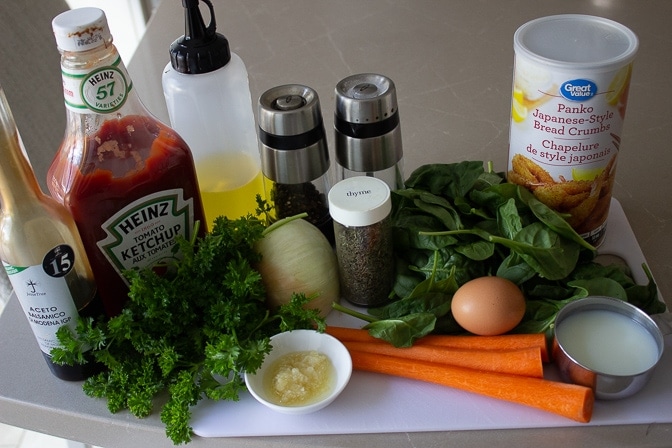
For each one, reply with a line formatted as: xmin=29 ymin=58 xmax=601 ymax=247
xmin=195 ymin=152 xmax=266 ymax=226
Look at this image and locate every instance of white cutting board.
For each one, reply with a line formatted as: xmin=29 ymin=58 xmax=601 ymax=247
xmin=191 ymin=199 xmax=672 ymax=438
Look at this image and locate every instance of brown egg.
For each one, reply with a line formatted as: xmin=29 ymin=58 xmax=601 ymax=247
xmin=451 ymin=276 xmax=526 ymax=336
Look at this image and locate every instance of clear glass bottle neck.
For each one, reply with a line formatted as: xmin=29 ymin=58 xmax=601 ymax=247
xmin=59 ymin=37 xmax=117 ymax=71
xmin=0 ymin=97 xmax=42 ymax=212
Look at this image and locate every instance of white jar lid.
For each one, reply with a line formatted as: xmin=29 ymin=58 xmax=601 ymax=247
xmin=514 ymin=15 xmax=638 ymax=70
xmin=328 ymin=176 xmax=391 ymax=227
xmin=52 ymin=7 xmax=112 ymax=52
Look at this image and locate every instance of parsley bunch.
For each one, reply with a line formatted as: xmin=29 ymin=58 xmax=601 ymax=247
xmin=53 ymin=215 xmax=326 ymax=445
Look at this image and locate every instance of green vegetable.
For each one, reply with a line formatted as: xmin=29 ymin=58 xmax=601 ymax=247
xmin=336 ymin=161 xmax=663 ymax=346
xmin=52 ymin=215 xmax=326 ymax=445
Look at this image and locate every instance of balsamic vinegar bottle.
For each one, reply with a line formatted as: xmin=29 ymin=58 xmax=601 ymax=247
xmin=0 ymin=85 xmax=101 ymax=381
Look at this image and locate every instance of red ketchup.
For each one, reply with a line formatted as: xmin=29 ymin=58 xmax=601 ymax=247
xmin=48 ymin=115 xmax=206 ymax=317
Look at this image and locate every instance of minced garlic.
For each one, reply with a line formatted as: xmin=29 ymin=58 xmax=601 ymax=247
xmin=264 ymin=350 xmax=335 ymax=406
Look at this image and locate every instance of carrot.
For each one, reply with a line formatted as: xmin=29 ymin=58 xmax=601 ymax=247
xmin=421 ymin=334 xmax=550 ymax=363
xmin=326 ymin=326 xmax=384 ymax=342
xmin=350 ymin=350 xmax=594 ymax=423
xmin=326 ymin=326 xmax=550 ymax=362
xmin=342 ymin=340 xmax=543 ymax=378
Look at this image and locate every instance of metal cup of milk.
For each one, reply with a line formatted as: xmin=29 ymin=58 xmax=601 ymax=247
xmin=507 ymin=15 xmax=638 ymax=247
xmin=553 ymin=296 xmax=664 ymax=400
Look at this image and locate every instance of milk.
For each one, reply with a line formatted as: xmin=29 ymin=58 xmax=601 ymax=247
xmin=555 ymin=309 xmax=659 ymax=376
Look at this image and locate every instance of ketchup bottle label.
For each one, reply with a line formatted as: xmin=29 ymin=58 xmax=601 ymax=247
xmin=96 ymin=189 xmax=195 ymax=282
xmin=81 ymin=66 xmax=129 ymax=113
xmin=62 ymin=56 xmax=130 ymax=114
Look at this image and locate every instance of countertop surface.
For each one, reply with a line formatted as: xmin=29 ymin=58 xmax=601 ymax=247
xmin=2 ymin=0 xmax=672 ymax=447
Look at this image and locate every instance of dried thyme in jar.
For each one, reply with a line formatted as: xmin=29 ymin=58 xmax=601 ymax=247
xmin=328 ymin=176 xmax=394 ymax=307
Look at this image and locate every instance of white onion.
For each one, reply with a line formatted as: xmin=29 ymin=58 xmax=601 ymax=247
xmin=255 ymin=217 xmax=339 ymax=317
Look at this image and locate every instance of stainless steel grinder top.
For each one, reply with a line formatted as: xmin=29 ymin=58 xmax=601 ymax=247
xmin=334 ymin=73 xmax=403 ymax=173
xmin=258 ymin=84 xmax=329 ymax=184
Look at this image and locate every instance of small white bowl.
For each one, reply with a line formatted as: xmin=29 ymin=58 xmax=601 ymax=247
xmin=244 ymin=329 xmax=352 ymax=415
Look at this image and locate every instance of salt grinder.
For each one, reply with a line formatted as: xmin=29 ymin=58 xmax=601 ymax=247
xmin=258 ymin=84 xmax=333 ymax=243
xmin=334 ymin=73 xmax=404 ymax=190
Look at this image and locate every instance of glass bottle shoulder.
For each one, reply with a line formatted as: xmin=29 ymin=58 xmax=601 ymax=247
xmin=53 ymin=40 xmax=196 ymax=189
xmin=1 ymin=194 xmax=81 ymax=266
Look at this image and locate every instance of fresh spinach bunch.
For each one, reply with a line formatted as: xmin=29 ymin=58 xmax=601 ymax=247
xmin=53 ymin=215 xmax=326 ymax=445
xmin=352 ymin=161 xmax=663 ymax=346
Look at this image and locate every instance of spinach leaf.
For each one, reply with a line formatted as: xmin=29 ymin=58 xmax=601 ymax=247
xmin=498 ymin=198 xmax=523 ymax=239
xmin=365 ymin=313 xmax=437 ymax=348
xmin=568 ymin=278 xmax=628 ymax=300
xmin=518 ymin=187 xmax=597 ymax=252
xmin=404 ymin=160 xmax=485 ymax=199
xmin=371 ymin=253 xmax=458 ymax=319
xmin=496 ymin=252 xmax=537 ymax=284
xmin=491 ymin=222 xmax=581 ymax=280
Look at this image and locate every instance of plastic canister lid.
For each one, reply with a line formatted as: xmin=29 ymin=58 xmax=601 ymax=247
xmin=328 ymin=176 xmax=391 ymax=227
xmin=52 ymin=7 xmax=112 ymax=52
xmin=514 ymin=15 xmax=638 ymax=70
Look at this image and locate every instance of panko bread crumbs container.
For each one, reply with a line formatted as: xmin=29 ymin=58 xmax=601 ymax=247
xmin=507 ymin=15 xmax=638 ymax=247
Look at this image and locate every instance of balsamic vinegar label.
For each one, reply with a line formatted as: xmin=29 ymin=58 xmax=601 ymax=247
xmin=3 ymin=245 xmax=81 ymax=353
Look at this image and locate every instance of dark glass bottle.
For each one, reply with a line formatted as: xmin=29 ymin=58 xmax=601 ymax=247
xmin=0 ymin=84 xmax=101 ymax=380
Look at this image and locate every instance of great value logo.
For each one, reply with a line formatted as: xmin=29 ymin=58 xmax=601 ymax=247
xmin=560 ymin=79 xmax=598 ymax=101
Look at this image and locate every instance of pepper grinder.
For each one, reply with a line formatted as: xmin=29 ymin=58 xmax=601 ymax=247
xmin=258 ymin=84 xmax=334 ymax=243
xmin=334 ymin=73 xmax=404 ymax=191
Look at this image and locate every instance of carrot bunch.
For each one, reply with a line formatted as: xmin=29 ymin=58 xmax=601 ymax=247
xmin=326 ymin=326 xmax=594 ymax=423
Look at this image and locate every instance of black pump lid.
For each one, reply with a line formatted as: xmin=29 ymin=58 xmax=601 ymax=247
xmin=169 ymin=0 xmax=231 ymax=74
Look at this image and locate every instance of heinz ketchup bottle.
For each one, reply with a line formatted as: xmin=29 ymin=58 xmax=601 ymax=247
xmin=48 ymin=8 xmax=206 ymax=317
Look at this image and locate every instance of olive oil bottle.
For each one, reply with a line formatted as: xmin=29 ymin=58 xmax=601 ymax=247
xmin=0 ymin=84 xmax=101 ymax=380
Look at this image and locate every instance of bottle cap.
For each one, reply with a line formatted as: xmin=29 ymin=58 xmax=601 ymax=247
xmin=334 ymin=73 xmax=403 ymax=173
xmin=52 ymin=7 xmax=112 ymax=52
xmin=169 ymin=0 xmax=231 ymax=74
xmin=258 ymin=84 xmax=330 ymax=183
xmin=328 ymin=176 xmax=391 ymax=227
xmin=335 ymin=73 xmax=398 ymax=125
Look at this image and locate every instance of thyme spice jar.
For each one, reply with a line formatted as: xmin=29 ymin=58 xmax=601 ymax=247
xmin=328 ymin=176 xmax=394 ymax=307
